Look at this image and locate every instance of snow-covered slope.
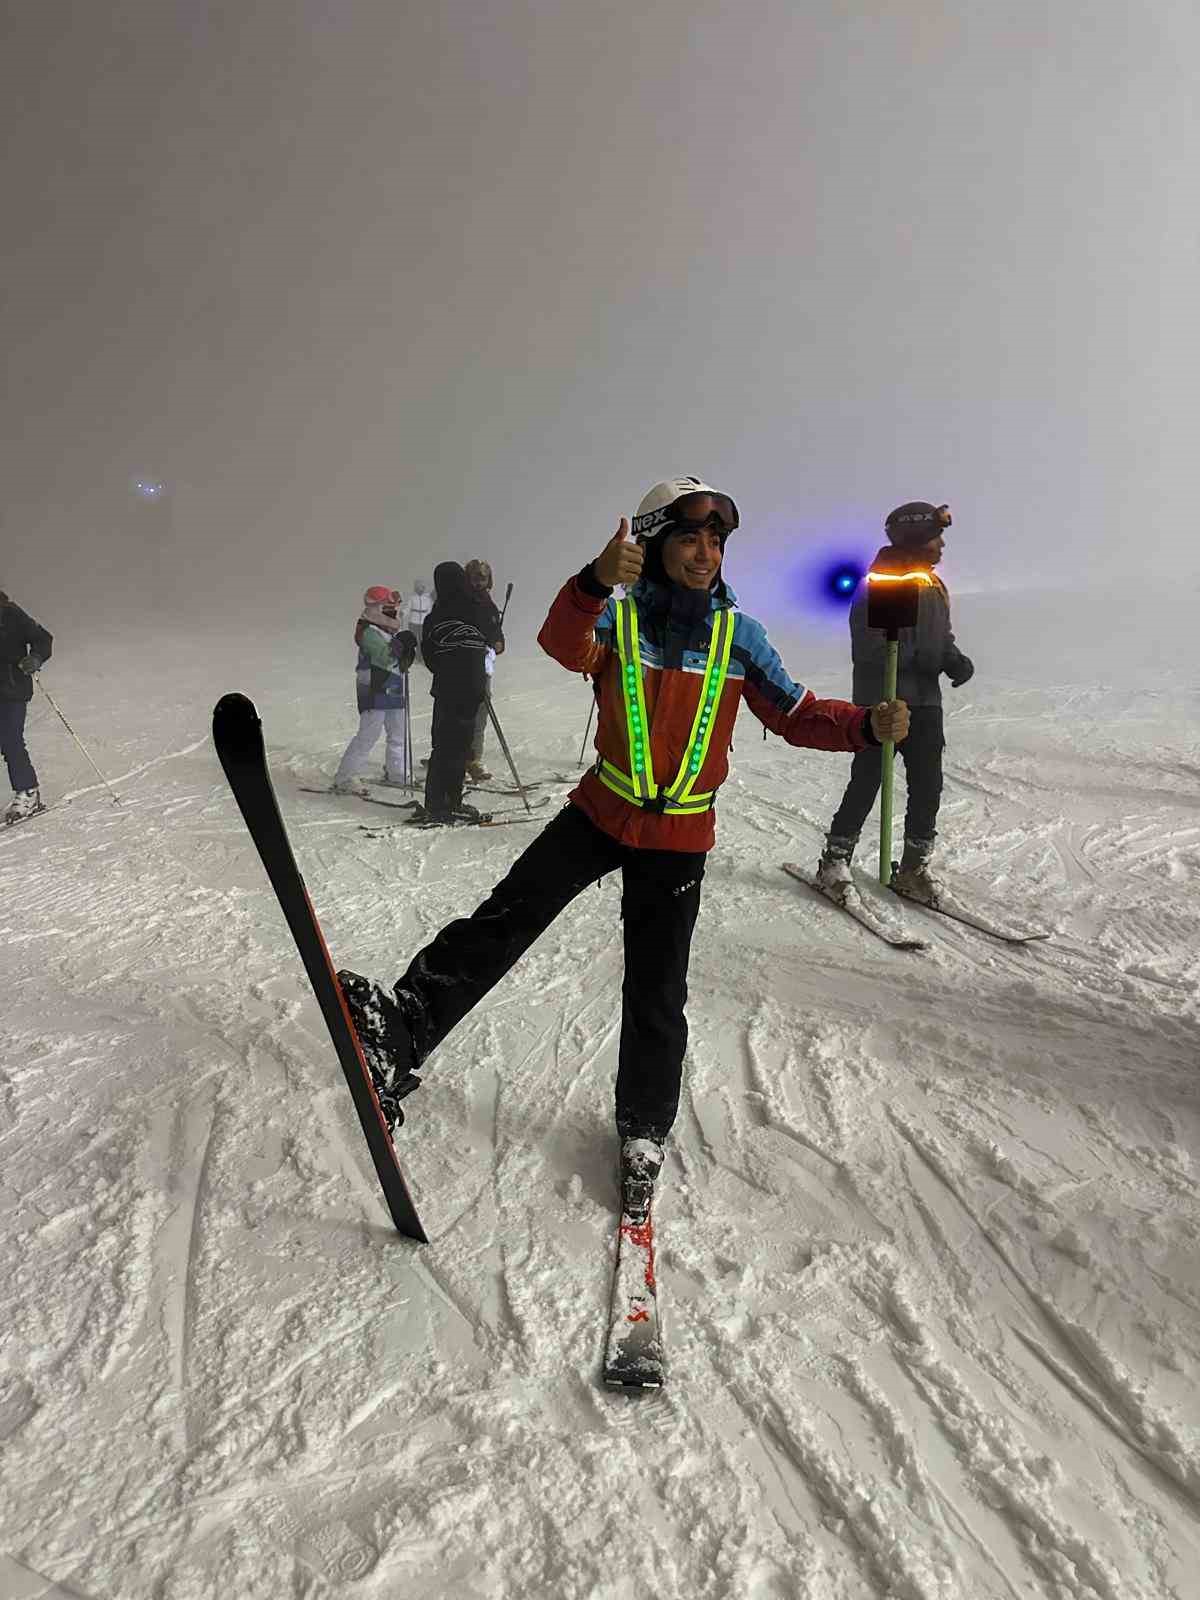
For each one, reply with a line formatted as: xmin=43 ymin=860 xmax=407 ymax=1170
xmin=2 ymin=590 xmax=1197 ymax=1599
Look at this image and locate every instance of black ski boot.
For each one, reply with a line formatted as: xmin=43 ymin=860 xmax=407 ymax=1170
xmin=450 ymin=802 xmax=490 ymax=824
xmin=618 ymin=1137 xmax=665 ymax=1224
xmin=336 ymin=971 xmax=423 ymax=1131
xmin=815 ymin=832 xmax=857 ymax=899
xmin=890 ymin=836 xmax=941 ymax=906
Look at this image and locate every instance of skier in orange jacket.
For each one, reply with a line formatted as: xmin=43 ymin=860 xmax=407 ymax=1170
xmin=338 ymin=478 xmax=908 ymax=1208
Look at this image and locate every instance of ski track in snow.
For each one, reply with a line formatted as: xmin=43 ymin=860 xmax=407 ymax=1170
xmin=1 ymin=612 xmax=1198 ymax=1598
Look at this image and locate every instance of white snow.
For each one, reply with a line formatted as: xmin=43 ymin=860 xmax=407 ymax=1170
xmin=1 ymin=583 xmax=1198 ymax=1598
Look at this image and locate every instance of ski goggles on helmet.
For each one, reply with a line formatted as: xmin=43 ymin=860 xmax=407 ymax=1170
xmin=632 ymin=490 xmax=739 ymax=542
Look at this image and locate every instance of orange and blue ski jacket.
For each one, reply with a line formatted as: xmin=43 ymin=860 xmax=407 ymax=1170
xmin=538 ymin=567 xmax=876 ymax=853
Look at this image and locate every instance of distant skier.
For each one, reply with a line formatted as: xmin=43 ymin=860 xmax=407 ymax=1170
xmin=0 ymin=589 xmax=53 ymax=825
xmin=406 ymin=578 xmax=432 ymax=640
xmin=817 ymin=501 xmax=973 ymax=902
xmin=338 ymin=478 xmax=909 ymax=1212
xmin=416 ymin=561 xmax=502 ymax=822
xmin=463 ymin=558 xmax=505 ymax=784
xmin=330 ymin=587 xmax=418 ymax=796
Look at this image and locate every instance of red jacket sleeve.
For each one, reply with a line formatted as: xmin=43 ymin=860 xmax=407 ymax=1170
xmin=744 ymin=682 xmax=874 ymax=752
xmin=537 ymin=575 xmax=613 ymax=676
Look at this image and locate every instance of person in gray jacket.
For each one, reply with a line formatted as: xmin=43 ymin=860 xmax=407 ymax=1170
xmin=817 ymin=502 xmax=973 ymax=900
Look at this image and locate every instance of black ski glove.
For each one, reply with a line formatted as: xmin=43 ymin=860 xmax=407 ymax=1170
xmin=390 ymin=631 xmax=418 ymax=672
xmin=947 ymin=654 xmax=974 ymax=688
xmin=18 ymin=654 xmax=42 ymax=674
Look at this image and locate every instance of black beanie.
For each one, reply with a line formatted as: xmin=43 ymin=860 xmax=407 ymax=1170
xmin=885 ymin=502 xmax=949 ymax=548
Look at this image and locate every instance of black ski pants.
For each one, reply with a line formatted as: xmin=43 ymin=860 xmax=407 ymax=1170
xmin=396 ymin=802 xmax=706 ymax=1141
xmin=829 ymin=705 xmax=945 ymax=847
xmin=0 ymin=700 xmax=37 ymax=792
xmin=425 ymin=694 xmax=481 ymax=817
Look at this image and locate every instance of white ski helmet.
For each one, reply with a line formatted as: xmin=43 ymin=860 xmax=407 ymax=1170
xmin=631 ymin=477 xmax=740 ymax=543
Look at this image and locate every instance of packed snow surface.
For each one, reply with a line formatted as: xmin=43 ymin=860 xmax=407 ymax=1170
xmin=2 ymin=586 xmax=1198 ymax=1599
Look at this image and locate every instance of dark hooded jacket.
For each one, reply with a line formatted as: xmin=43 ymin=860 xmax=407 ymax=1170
xmin=848 ymin=546 xmax=972 ymax=708
xmin=421 ymin=562 xmax=497 ymax=703
xmin=0 ymin=593 xmax=53 ymax=703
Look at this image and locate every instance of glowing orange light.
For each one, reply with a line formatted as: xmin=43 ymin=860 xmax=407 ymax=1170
xmin=867 ymin=570 xmax=935 ymax=586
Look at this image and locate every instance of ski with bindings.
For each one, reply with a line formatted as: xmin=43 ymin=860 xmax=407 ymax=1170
xmin=464 ymin=779 xmax=560 ymax=797
xmin=891 ymin=880 xmax=1049 ymax=944
xmin=603 ymin=1205 xmax=665 ymax=1390
xmin=4 ymin=803 xmax=50 ymax=829
xmin=781 ymin=863 xmax=929 ymax=951
xmin=360 ymin=807 xmax=546 ymax=837
xmin=358 ymin=790 xmax=549 ymax=815
xmin=213 ymin=694 xmax=427 ymax=1243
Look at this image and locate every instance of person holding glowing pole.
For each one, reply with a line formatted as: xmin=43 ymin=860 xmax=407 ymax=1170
xmin=817 ymin=502 xmax=973 ymax=901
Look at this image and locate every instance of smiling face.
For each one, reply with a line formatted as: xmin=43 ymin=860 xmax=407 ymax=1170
xmin=659 ymin=497 xmax=727 ymax=590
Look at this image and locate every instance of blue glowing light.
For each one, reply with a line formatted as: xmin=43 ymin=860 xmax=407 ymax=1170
xmin=133 ymin=479 xmax=166 ymax=499
xmin=823 ymin=561 xmax=864 ymax=606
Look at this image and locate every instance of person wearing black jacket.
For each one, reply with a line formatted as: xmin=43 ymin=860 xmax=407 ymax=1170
xmin=818 ymin=502 xmax=974 ymax=901
xmin=463 ymin=559 xmax=505 ymax=783
xmin=420 ymin=562 xmax=501 ymax=822
xmin=0 ymin=590 xmax=53 ymax=824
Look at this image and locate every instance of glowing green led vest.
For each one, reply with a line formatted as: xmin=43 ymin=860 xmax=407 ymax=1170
xmin=597 ymin=597 xmax=735 ymax=815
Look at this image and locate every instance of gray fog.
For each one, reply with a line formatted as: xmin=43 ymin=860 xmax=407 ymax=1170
xmin=3 ymin=1 xmax=1197 ymax=636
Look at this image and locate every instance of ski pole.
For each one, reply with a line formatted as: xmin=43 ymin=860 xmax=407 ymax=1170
xmin=498 ymin=581 xmax=514 ymax=628
xmin=866 ymin=561 xmax=930 ymax=885
xmin=578 ymin=696 xmax=596 ymax=767
xmin=485 ymin=700 xmax=532 ymax=810
xmin=37 ymin=679 xmax=123 ymax=806
xmin=403 ymin=670 xmax=416 ymax=788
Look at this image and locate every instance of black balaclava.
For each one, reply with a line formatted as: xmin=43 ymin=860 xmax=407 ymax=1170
xmin=432 ymin=561 xmax=472 ymax=608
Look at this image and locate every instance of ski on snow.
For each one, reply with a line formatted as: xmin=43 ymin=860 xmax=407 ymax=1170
xmin=781 ymin=863 xmax=929 ymax=950
xmin=359 ymin=801 xmax=549 ymax=837
xmin=213 ymin=694 xmax=427 ymax=1243
xmin=603 ymin=1202 xmax=665 ymax=1390
xmin=891 ymin=880 xmax=1049 ymax=944
xmin=783 ymin=864 xmax=1050 ymax=947
xmin=3 ymin=804 xmax=50 ymax=831
xmin=301 ymin=787 xmax=550 ymax=823
xmin=465 ymin=779 xmax=563 ymax=798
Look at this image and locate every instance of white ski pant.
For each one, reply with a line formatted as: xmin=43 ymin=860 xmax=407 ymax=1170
xmin=335 ymin=708 xmax=410 ymax=783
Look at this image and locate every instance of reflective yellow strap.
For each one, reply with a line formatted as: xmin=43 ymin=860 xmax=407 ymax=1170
xmin=662 ymin=607 xmax=735 ymax=805
xmin=597 ymin=760 xmax=638 ymax=803
xmin=614 ymin=598 xmax=656 ymax=800
xmin=597 ymin=761 xmax=714 ymax=813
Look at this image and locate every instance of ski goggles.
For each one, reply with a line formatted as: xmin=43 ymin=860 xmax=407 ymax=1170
xmin=632 ymin=491 xmax=740 ymax=541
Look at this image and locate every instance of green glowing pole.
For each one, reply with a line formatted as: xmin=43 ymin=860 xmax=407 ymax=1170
xmin=866 ymin=565 xmax=922 ymax=888
xmin=878 ymin=634 xmax=899 ymax=885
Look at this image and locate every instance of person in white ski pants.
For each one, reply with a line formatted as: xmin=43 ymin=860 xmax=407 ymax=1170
xmin=332 ymin=587 xmax=418 ymax=793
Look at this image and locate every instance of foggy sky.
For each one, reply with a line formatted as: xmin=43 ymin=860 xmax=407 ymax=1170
xmin=3 ymin=1 xmax=1197 ymax=631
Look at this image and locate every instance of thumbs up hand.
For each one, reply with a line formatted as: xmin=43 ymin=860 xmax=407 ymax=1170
xmin=593 ymin=520 xmax=644 ymax=589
